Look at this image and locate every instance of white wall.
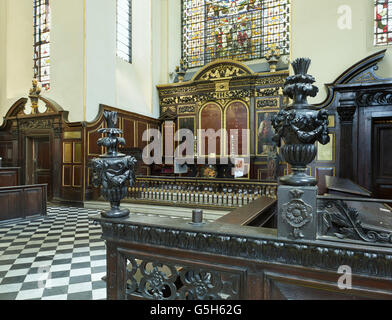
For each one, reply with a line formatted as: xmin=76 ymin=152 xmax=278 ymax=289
xmin=85 ymin=0 xmax=165 ymax=121
xmin=1 ymin=0 xmax=33 ymax=118
xmin=85 ymin=0 xmax=116 ymax=121
xmin=0 ymin=0 xmax=6 ymax=115
xmin=292 ymin=0 xmax=392 ymax=104
xmin=46 ymin=0 xmax=85 ymax=122
xmin=167 ymin=0 xmax=182 ymax=81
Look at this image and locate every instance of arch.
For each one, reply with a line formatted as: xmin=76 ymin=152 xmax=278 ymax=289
xmin=198 ymin=102 xmax=223 ymax=157
xmin=224 ymin=100 xmax=249 ymax=156
xmin=192 ymin=59 xmax=253 ymax=82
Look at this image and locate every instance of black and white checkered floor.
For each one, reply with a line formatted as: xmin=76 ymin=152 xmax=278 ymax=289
xmin=0 ymin=207 xmax=106 ymax=300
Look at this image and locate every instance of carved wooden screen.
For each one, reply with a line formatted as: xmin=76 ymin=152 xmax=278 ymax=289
xmin=199 ymin=103 xmax=222 ymax=157
xmin=225 ymin=101 xmax=249 ymax=156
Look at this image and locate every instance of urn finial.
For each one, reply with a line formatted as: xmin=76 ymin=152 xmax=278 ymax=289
xmin=272 ymin=58 xmax=330 ymax=186
xmin=91 ymin=110 xmax=137 ymax=218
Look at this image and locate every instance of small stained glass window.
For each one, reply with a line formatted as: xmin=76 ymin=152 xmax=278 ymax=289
xmin=117 ymin=0 xmax=132 ymax=63
xmin=182 ymin=0 xmax=291 ymax=69
xmin=33 ymin=0 xmax=51 ymax=91
xmin=374 ymin=0 xmax=392 ymax=46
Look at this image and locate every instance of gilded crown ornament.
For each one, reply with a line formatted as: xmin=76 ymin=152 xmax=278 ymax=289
xmin=272 ymin=58 xmax=330 ymax=186
xmin=265 ymin=44 xmax=281 ymax=73
xmin=175 ymin=59 xmax=188 ymax=83
xmin=90 ymin=111 xmax=137 ymax=218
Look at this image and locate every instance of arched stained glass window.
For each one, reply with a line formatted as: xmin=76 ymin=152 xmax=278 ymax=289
xmin=182 ymin=0 xmax=291 ymax=68
xmin=117 ymin=0 xmax=132 ymax=63
xmin=33 ymin=0 xmax=51 ymax=90
xmin=374 ymin=0 xmax=392 ymax=46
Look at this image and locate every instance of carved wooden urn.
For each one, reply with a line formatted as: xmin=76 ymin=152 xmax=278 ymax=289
xmin=91 ymin=111 xmax=137 ymax=218
xmin=272 ymin=58 xmax=330 ymax=186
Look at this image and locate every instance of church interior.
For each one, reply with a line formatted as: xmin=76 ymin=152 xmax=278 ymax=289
xmin=0 ymin=0 xmax=392 ymax=301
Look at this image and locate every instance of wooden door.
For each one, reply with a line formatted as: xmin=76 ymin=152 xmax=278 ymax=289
xmin=26 ymin=137 xmax=52 ymax=199
xmin=373 ymin=120 xmax=392 ymax=199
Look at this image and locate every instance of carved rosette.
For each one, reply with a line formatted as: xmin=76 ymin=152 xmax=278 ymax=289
xmin=90 ymin=111 xmax=137 ymax=218
xmin=272 ymin=58 xmax=330 ymax=186
xmin=281 ymin=189 xmax=313 ymax=239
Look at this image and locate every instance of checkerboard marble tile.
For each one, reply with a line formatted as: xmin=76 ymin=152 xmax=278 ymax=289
xmin=0 ymin=207 xmax=107 ymax=300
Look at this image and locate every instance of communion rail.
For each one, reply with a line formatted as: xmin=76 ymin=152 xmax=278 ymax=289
xmin=127 ymin=176 xmax=277 ymax=209
xmin=93 ymin=194 xmax=392 ymax=300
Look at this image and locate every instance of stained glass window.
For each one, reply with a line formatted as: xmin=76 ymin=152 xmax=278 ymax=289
xmin=117 ymin=0 xmax=132 ymax=63
xmin=182 ymin=0 xmax=290 ymax=68
xmin=33 ymin=0 xmax=51 ymax=90
xmin=374 ymin=0 xmax=392 ymax=46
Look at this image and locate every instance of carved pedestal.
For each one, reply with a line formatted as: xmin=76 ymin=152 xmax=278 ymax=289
xmin=277 ymin=186 xmax=317 ymax=240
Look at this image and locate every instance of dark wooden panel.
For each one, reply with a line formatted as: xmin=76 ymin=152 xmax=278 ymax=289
xmin=123 ymin=119 xmax=135 ymax=148
xmin=216 ymin=196 xmax=276 ymax=226
xmin=316 ymin=168 xmax=334 ymax=195
xmin=0 ymin=141 xmax=14 ymax=166
xmin=373 ymin=122 xmax=392 ymax=198
xmin=0 ymin=184 xmax=46 ymax=221
xmin=0 ymin=168 xmax=20 ymax=187
xmin=63 ymin=166 xmax=72 ymax=187
xmin=137 ymin=122 xmax=148 ymax=150
xmin=326 ymin=175 xmax=372 ymax=197
xmin=88 ymin=129 xmax=102 ymax=156
xmin=24 ymin=187 xmax=44 ymax=217
xmin=73 ymin=165 xmax=82 ymax=187
xmin=0 ymin=190 xmax=20 ymax=220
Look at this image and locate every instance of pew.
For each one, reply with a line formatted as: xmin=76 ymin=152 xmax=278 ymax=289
xmin=0 ymin=167 xmax=21 ymax=187
xmin=0 ymin=184 xmax=47 ymax=222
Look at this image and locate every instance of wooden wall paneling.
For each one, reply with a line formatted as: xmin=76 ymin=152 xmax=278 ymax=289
xmin=123 ymin=118 xmax=135 ymax=148
xmin=0 ymin=141 xmax=13 ymax=166
xmin=62 ymin=165 xmax=72 ymax=187
xmin=88 ymin=124 xmax=104 ymax=156
xmin=372 ymin=116 xmax=392 ymax=198
xmin=73 ymin=165 xmax=82 ymax=187
xmin=0 ymin=184 xmax=47 ymax=221
xmin=0 ymin=168 xmax=20 ymax=187
xmin=137 ymin=121 xmax=148 ymax=150
xmin=316 ymin=167 xmax=335 ymax=195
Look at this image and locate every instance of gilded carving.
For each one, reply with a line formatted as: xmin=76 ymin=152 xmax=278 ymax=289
xmin=256 ymin=97 xmax=280 ymax=109
xmin=199 ymin=65 xmax=248 ymax=81
xmin=256 ymin=76 xmax=287 ymax=86
xmin=178 ymin=105 xmax=196 ymax=114
xmin=215 ymin=81 xmax=230 ymax=92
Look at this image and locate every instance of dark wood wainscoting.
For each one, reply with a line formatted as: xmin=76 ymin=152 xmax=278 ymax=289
xmin=373 ymin=119 xmax=392 ymax=198
xmin=0 ymin=167 xmax=20 ymax=187
xmin=0 ymin=184 xmax=47 ymax=221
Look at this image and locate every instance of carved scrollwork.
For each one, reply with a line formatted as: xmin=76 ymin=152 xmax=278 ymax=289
xmin=19 ymin=118 xmax=54 ymax=130
xmin=178 ymin=105 xmax=195 ymax=114
xmin=356 ymin=90 xmax=392 ymax=107
xmin=125 ymin=257 xmax=240 ymax=300
xmin=318 ymin=199 xmax=392 ymax=244
xmin=198 ymin=65 xmax=248 ymax=81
